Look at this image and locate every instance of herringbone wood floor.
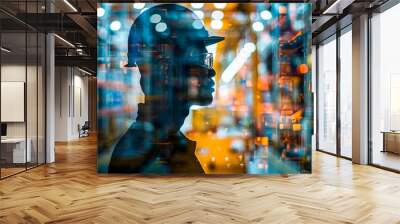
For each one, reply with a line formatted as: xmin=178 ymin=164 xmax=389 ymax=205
xmin=1 ymin=135 xmax=400 ymax=224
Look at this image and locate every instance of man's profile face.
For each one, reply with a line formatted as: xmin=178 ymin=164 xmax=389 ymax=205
xmin=138 ymin=42 xmax=216 ymax=108
xmin=182 ymin=43 xmax=216 ymax=106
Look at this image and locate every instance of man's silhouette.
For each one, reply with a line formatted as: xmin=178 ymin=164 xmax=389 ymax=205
xmin=108 ymin=4 xmax=224 ymax=173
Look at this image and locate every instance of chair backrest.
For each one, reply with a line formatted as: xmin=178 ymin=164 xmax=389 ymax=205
xmin=82 ymin=121 xmax=90 ymax=129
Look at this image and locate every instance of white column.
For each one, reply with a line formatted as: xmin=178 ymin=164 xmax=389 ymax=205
xmin=352 ymin=14 xmax=369 ymax=164
xmin=46 ymin=32 xmax=55 ymax=163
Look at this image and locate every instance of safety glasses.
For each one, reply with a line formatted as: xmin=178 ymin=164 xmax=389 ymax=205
xmin=201 ymin=52 xmax=213 ymax=69
xmin=187 ymin=52 xmax=213 ymax=69
xmin=134 ymin=51 xmax=214 ymax=69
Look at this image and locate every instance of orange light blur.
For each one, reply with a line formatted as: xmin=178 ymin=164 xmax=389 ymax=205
xmin=292 ymin=124 xmax=301 ymax=131
xmin=297 ymin=64 xmax=309 ymax=74
xmin=279 ymin=6 xmax=287 ymax=14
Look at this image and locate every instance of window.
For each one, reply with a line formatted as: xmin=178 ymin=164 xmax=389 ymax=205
xmin=0 ymin=0 xmax=46 ymax=179
xmin=371 ymin=4 xmax=400 ymax=171
xmin=317 ymin=37 xmax=337 ymax=154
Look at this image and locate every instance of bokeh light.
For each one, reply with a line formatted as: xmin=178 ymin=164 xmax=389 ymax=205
xmin=214 ymin=3 xmax=227 ymax=9
xmin=150 ymin=14 xmax=161 ymax=23
xmin=97 ymin=7 xmax=105 ymax=17
xmin=133 ymin=3 xmax=146 ymax=10
xmin=211 ymin=10 xmax=224 ymax=20
xmin=252 ymin=21 xmax=264 ymax=32
xmin=260 ymin=10 xmax=272 ymax=20
xmin=155 ymin=22 xmax=167 ymax=32
xmin=192 ymin=20 xmax=204 ymax=29
xmin=191 ymin=3 xmax=204 ymax=9
xmin=298 ymin=64 xmax=309 ymax=74
xmin=211 ymin=19 xmax=223 ymax=30
xmin=193 ymin=10 xmax=204 ymax=19
xmin=110 ymin=20 xmax=121 ymax=31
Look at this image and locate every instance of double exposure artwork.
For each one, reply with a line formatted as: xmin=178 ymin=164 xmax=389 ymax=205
xmin=97 ymin=3 xmax=313 ymax=174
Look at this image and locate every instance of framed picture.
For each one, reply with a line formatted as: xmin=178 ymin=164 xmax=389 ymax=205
xmin=97 ymin=2 xmax=312 ymax=174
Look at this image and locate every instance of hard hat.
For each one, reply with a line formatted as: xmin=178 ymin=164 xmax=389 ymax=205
xmin=126 ymin=4 xmax=224 ymax=67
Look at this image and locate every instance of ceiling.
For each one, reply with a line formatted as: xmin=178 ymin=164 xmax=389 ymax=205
xmin=0 ymin=0 xmax=393 ymax=74
xmin=0 ymin=0 xmax=96 ymax=73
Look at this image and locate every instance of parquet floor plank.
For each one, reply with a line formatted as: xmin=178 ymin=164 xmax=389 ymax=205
xmin=1 ymin=135 xmax=400 ymax=223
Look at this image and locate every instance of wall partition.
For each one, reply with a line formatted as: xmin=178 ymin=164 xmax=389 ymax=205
xmin=316 ymin=24 xmax=353 ymax=159
xmin=0 ymin=0 xmax=46 ymax=179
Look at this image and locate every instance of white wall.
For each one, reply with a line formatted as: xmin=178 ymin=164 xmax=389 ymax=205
xmin=55 ymin=67 xmax=89 ymax=141
xmin=71 ymin=73 xmax=89 ymax=138
xmin=1 ymin=65 xmax=26 ymax=137
xmin=55 ymin=67 xmax=69 ymax=141
xmin=1 ymin=65 xmax=36 ymax=138
xmin=1 ymin=63 xmax=46 ymax=163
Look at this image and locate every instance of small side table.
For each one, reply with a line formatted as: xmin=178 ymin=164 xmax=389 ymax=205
xmin=381 ymin=131 xmax=400 ymax=154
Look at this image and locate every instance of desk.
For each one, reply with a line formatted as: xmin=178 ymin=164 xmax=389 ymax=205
xmin=382 ymin=131 xmax=400 ymax=154
xmin=1 ymin=138 xmax=31 ymax=163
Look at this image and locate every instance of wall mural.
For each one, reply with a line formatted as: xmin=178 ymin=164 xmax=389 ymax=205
xmin=97 ymin=3 xmax=313 ymax=174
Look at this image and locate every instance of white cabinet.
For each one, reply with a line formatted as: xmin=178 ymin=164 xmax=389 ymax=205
xmin=1 ymin=138 xmax=32 ymax=163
